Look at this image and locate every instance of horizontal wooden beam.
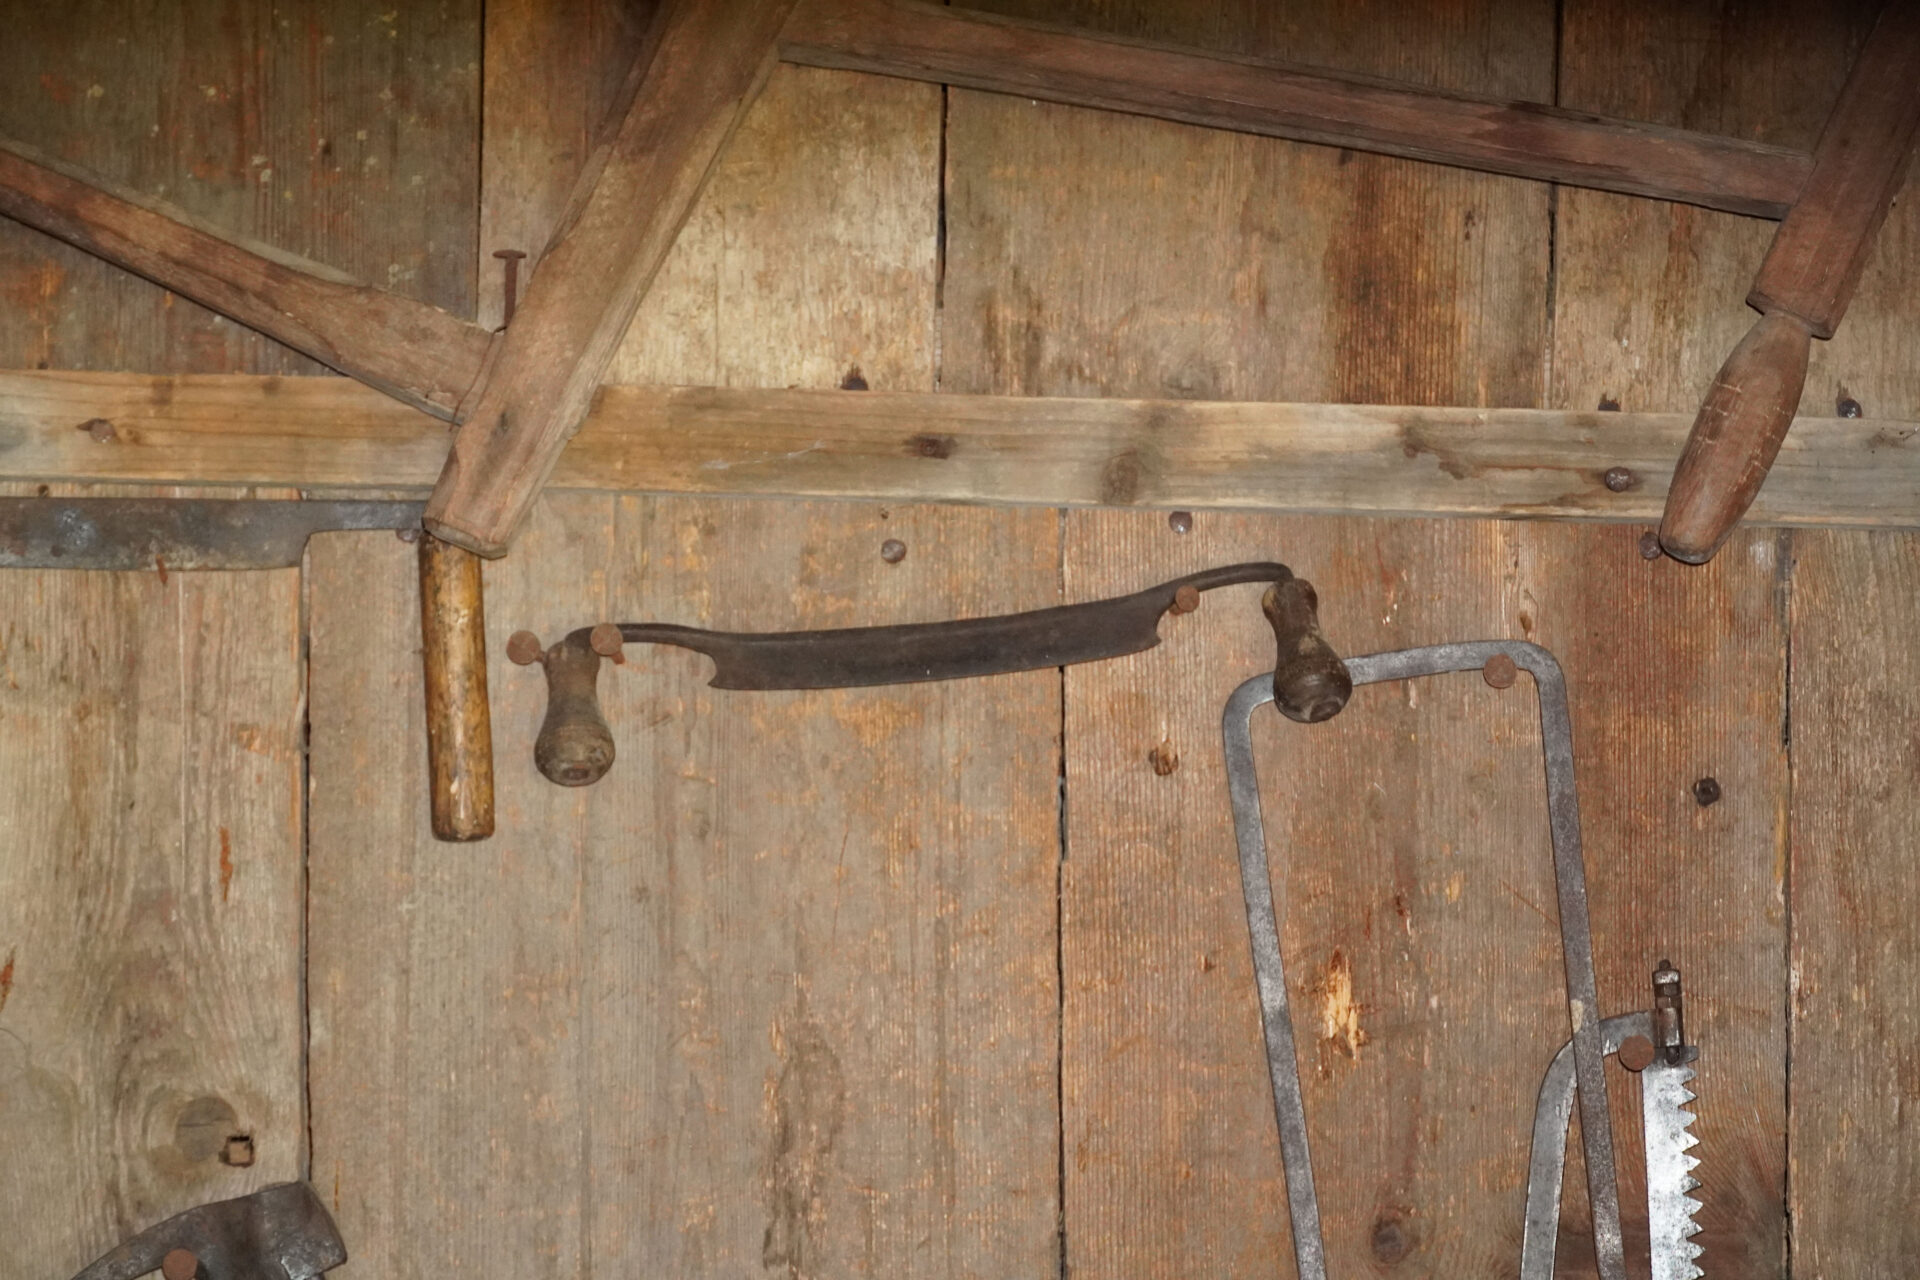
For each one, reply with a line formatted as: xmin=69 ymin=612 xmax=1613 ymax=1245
xmin=3 ymin=370 xmax=1915 ymax=531
xmin=781 ymin=0 xmax=1813 ymax=218
xmin=0 ymin=136 xmax=493 ymax=420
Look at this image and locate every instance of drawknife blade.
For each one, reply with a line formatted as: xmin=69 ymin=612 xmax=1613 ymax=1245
xmin=1643 ymin=1055 xmax=1704 ymax=1280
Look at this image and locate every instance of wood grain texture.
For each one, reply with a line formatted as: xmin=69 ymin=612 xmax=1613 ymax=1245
xmin=477 ymin=0 xmax=656 ymax=328
xmin=309 ymin=497 xmax=1064 ymax=1277
xmin=17 ymin=371 xmax=1920 ymax=532
xmin=784 ymin=0 xmax=1812 ymax=217
xmin=0 ymin=0 xmax=479 ymax=378
xmin=427 ymin=0 xmax=798 ymax=556
xmin=0 ymin=4 xmax=477 ymax=1276
xmin=1549 ymin=6 xmax=1841 ymax=1268
xmin=941 ymin=1 xmax=1572 ymax=1271
xmin=1053 ymin=512 xmax=1787 ymax=1276
xmin=940 ymin=3 xmax=1554 ymax=407
xmin=0 ymin=135 xmax=490 ymax=418
xmin=310 ymin=20 xmax=1059 ymax=1278
xmin=1549 ymin=2 xmax=1880 ymax=421
xmin=1788 ymin=530 xmax=1920 ymax=1275
xmin=0 ymin=529 xmax=306 ymax=1280
xmin=1749 ymin=4 xmax=1920 ymax=337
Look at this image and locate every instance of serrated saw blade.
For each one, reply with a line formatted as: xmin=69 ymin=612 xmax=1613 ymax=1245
xmin=1644 ymin=1057 xmax=1704 ymax=1280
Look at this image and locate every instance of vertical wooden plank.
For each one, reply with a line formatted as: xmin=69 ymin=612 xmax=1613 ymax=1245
xmin=944 ymin=5 xmax=1796 ymax=1277
xmin=1788 ymin=530 xmax=1920 ymax=1274
xmin=313 ymin=41 xmax=1061 ymax=1280
xmin=1551 ymin=8 xmax=1911 ymax=1271
xmin=941 ymin=0 xmax=1555 ymax=405
xmin=0 ymin=4 xmax=476 ymax=1274
xmin=942 ymin=4 xmax=1585 ymax=1274
xmin=0 ymin=562 xmax=304 ymax=1278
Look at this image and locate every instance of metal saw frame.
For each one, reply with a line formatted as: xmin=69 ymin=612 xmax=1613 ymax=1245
xmin=1222 ymin=641 xmax=1626 ymax=1280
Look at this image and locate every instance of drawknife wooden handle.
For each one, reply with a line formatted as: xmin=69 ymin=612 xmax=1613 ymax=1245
xmin=1658 ymin=311 xmax=1811 ymax=564
xmin=419 ymin=535 xmax=496 ymax=838
xmin=1264 ymin=578 xmax=1353 ymax=723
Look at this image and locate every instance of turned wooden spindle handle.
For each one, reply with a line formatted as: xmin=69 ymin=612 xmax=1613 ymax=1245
xmin=533 ymin=636 xmax=616 ymax=787
xmin=418 ymin=534 xmax=496 ymax=840
xmin=1658 ymin=311 xmax=1813 ymax=564
xmin=1264 ymin=577 xmax=1352 ymax=724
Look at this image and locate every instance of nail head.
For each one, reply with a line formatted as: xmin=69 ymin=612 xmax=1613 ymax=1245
xmin=1482 ymin=653 xmax=1518 ymax=690
xmin=1167 ymin=510 xmax=1193 ymax=534
xmin=1603 ymin=466 xmax=1637 ymax=493
xmin=506 ymin=630 xmax=545 ymax=666
xmin=1149 ymin=741 xmax=1179 ymax=776
xmin=162 ymin=1249 xmax=200 ymax=1280
xmin=880 ymin=538 xmax=907 ymax=564
xmin=1639 ymin=531 xmax=1663 ymax=560
xmin=1692 ymin=776 xmax=1721 ymax=807
xmin=1618 ymin=1034 xmax=1656 ymax=1072
xmin=1838 ymin=395 xmax=1863 ymax=419
xmin=589 ymin=623 xmax=624 ymax=657
xmin=1171 ymin=584 xmax=1201 ymax=614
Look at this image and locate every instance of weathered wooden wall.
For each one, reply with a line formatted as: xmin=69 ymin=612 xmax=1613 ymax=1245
xmin=2 ymin=2 xmax=1917 ymax=1277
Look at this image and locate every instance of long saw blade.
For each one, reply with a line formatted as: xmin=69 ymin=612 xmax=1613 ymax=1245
xmin=1643 ymin=1055 xmax=1704 ymax=1280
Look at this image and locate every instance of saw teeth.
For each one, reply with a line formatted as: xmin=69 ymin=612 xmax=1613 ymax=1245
xmin=1645 ymin=1060 xmax=1706 ymax=1280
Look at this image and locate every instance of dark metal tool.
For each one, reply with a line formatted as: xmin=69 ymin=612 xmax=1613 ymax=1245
xmin=0 ymin=497 xmax=424 ymax=570
xmin=0 ymin=494 xmax=493 ymax=843
xmin=1222 ymin=642 xmax=1625 ymax=1280
xmin=511 ymin=563 xmax=1351 ymax=786
xmin=66 ymin=1182 xmax=346 ymax=1280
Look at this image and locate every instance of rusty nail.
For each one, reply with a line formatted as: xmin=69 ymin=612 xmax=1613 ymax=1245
xmin=1482 ymin=653 xmax=1517 ymax=690
xmin=880 ymin=538 xmax=907 ymax=564
xmin=1603 ymin=466 xmax=1637 ymax=493
xmin=77 ymin=417 xmax=117 ymax=443
xmin=1692 ymin=776 xmax=1721 ymax=807
xmin=1149 ymin=740 xmax=1179 ymax=776
xmin=506 ymin=630 xmax=545 ymax=666
xmin=1617 ymin=1034 xmax=1656 ymax=1072
xmin=396 ymin=526 xmax=421 ymax=544
xmin=1597 ymin=395 xmax=1621 ymax=412
xmin=162 ymin=1248 xmax=201 ymax=1280
xmin=1168 ymin=510 xmax=1193 ymax=534
xmin=219 ymin=1134 xmax=255 ymax=1167
xmin=589 ymin=623 xmax=625 ymax=658
xmin=1838 ymin=394 xmax=1863 ymax=419
xmin=1639 ymin=530 xmax=1663 ymax=561
xmin=1170 ymin=584 xmax=1201 ymax=615
xmin=493 ymin=248 xmax=527 ymax=325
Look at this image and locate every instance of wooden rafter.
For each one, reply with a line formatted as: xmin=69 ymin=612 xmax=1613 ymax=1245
xmin=781 ymin=0 xmax=1813 ymax=217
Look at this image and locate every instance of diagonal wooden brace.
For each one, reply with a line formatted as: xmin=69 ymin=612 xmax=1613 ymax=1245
xmin=422 ymin=0 xmax=801 ymax=558
xmin=1661 ymin=2 xmax=1920 ymax=564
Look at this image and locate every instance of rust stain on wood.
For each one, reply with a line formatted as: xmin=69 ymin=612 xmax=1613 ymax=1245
xmin=218 ymin=827 xmax=233 ymax=903
xmin=0 ymin=947 xmax=14 ymax=1016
